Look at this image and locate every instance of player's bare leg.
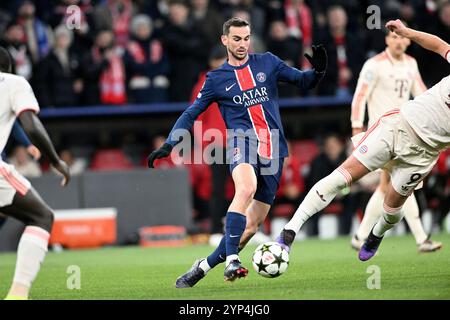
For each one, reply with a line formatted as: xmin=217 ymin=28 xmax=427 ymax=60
xmin=223 ymin=163 xmax=257 ymax=281
xmin=277 ymin=155 xmax=370 ymax=252
xmin=1 ymin=188 xmax=54 ymax=300
xmin=359 ymin=182 xmax=408 ymax=261
xmin=239 ymin=199 xmax=271 ymax=249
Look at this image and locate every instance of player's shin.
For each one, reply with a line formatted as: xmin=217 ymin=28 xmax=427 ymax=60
xmin=6 ymin=226 xmax=50 ymax=299
xmin=205 ymin=236 xmax=226 ymax=272
xmin=284 ymin=168 xmax=351 ymax=234
xmin=356 ymin=188 xmax=384 ymax=240
xmin=372 ymin=203 xmax=404 ymax=237
xmin=402 ymin=195 xmax=427 ymax=244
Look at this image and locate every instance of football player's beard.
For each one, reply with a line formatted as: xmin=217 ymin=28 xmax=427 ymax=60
xmin=230 ymin=48 xmax=247 ymax=61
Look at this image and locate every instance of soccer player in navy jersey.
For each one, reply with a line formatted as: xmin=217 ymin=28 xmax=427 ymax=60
xmin=148 ymin=17 xmax=327 ymax=287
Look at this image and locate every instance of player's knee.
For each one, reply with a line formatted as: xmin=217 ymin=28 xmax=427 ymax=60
xmin=235 ymin=183 xmax=257 ymax=202
xmin=30 ymin=208 xmax=54 ymax=233
xmin=245 ymin=220 xmax=259 ymax=236
xmin=318 ymin=169 xmax=350 ymax=194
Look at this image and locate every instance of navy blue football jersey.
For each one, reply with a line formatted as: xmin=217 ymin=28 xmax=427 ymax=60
xmin=166 ymin=52 xmax=322 ymax=159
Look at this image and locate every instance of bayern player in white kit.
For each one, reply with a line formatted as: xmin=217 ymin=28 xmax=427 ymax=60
xmin=276 ymin=20 xmax=449 ymax=261
xmin=0 ymin=47 xmax=70 ymax=299
xmin=350 ymin=26 xmax=442 ymax=253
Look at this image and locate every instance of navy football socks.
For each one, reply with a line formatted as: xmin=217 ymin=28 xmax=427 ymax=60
xmin=225 ymin=211 xmax=247 ymax=258
xmin=206 ymin=236 xmax=226 ymax=268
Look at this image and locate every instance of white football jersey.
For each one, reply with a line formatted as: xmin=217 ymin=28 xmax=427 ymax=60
xmin=0 ymin=72 xmax=39 ymax=160
xmin=401 ymin=73 xmax=450 ymax=150
xmin=351 ymin=50 xmax=426 ymax=128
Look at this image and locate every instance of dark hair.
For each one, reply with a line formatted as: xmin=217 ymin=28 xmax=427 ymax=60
xmin=0 ymin=47 xmax=12 ymax=73
xmin=222 ymin=17 xmax=250 ymax=35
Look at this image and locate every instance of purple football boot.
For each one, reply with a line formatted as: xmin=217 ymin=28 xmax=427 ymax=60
xmin=275 ymin=229 xmax=296 ymax=253
xmin=359 ymin=230 xmax=384 ymax=261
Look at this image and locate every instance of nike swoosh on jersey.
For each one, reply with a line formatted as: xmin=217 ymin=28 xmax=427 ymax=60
xmin=229 ymin=234 xmax=240 ymax=238
xmin=226 ymin=83 xmax=236 ymax=91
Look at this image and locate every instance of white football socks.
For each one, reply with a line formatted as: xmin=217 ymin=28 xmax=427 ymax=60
xmin=373 ymin=203 xmax=404 ymax=237
xmin=12 ymin=226 xmax=49 ymax=288
xmin=356 ymin=188 xmax=384 ymax=240
xmin=199 ymin=259 xmax=211 ymax=273
xmin=402 ymin=194 xmax=428 ymax=244
xmin=284 ymin=168 xmax=351 ymax=234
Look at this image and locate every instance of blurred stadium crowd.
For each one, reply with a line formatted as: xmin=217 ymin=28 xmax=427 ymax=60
xmin=0 ymin=0 xmax=449 ymax=237
xmin=0 ymin=0 xmax=449 ymax=106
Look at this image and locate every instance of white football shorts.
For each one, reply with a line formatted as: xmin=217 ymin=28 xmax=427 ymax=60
xmin=352 ymin=109 xmax=440 ymax=196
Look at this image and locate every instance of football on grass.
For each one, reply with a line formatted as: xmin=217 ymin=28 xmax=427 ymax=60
xmin=252 ymin=242 xmax=289 ymax=278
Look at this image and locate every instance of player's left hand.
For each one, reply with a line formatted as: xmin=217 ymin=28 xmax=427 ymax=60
xmin=53 ymin=159 xmax=70 ymax=187
xmin=147 ymin=143 xmax=173 ymax=168
xmin=304 ymin=44 xmax=327 ymax=73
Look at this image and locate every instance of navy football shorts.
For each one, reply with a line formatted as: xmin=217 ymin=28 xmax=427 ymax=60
xmin=228 ymin=142 xmax=284 ymax=205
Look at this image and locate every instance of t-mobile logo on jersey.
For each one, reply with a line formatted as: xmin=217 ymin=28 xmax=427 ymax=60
xmin=232 ymin=87 xmax=270 ymax=108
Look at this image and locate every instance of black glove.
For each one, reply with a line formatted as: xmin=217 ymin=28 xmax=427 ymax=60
xmin=304 ymin=44 xmax=327 ymax=73
xmin=147 ymin=143 xmax=173 ymax=168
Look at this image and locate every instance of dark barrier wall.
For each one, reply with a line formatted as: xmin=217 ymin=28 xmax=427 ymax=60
xmin=0 ymin=169 xmax=191 ymax=252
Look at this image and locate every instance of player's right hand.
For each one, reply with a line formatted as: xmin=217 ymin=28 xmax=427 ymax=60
xmin=386 ymin=19 xmax=409 ymax=37
xmin=53 ymin=159 xmax=70 ymax=187
xmin=147 ymin=143 xmax=173 ymax=168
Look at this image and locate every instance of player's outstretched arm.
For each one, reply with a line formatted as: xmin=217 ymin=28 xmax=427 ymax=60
xmin=386 ymin=19 xmax=450 ymax=60
xmin=18 ymin=111 xmax=70 ymax=186
xmin=147 ymin=75 xmax=216 ymax=168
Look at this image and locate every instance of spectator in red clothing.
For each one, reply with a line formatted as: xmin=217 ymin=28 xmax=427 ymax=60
xmin=284 ymin=0 xmax=313 ymax=69
xmin=191 ymin=45 xmax=227 ymax=153
xmin=124 ymin=14 xmax=170 ymax=103
xmin=80 ymin=30 xmax=127 ymax=105
xmin=92 ymin=0 xmax=136 ymax=49
xmin=190 ymin=45 xmax=229 ymax=235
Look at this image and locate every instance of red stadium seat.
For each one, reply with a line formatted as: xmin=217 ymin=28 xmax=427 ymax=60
xmin=90 ymin=149 xmax=134 ymax=171
xmin=290 ymin=140 xmax=319 ymax=165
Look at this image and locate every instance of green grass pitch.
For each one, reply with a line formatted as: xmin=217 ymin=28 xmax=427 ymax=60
xmin=0 ymin=234 xmax=449 ymax=300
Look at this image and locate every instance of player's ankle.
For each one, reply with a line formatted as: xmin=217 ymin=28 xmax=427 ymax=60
xmin=225 ymin=254 xmax=239 ymax=266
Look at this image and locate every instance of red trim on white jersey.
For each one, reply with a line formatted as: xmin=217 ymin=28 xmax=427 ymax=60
xmin=234 ymin=65 xmax=273 ymax=158
xmin=0 ymin=166 xmax=28 ymax=196
xmin=355 ymin=108 xmax=400 ymax=149
xmin=16 ymin=107 xmax=39 ymax=118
